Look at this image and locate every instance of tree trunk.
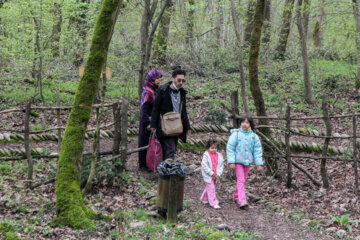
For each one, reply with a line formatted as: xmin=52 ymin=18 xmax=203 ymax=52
xmin=274 ymin=0 xmax=295 ymax=60
xmin=215 ymin=0 xmax=224 ymax=48
xmin=321 ymin=96 xmax=331 ymax=189
xmin=154 ymin=0 xmax=174 ymax=65
xmin=244 ymin=0 xmax=256 ymax=45
xmin=72 ymin=0 xmax=90 ymax=67
xmin=249 ymin=0 xmax=268 ymax=132
xmin=352 ymin=0 xmax=360 ymax=89
xmin=249 ymin=0 xmax=277 ymax=175
xmin=230 ymin=0 xmax=249 ymax=113
xmin=31 ymin=11 xmax=44 ymax=102
xmin=262 ymin=0 xmax=271 ymax=44
xmin=52 ymin=0 xmax=122 ymax=229
xmin=296 ymin=0 xmax=315 ymax=105
xmin=82 ymin=63 xmax=109 ymax=195
xmin=312 ymin=0 xmax=325 ymax=47
xmin=50 ymin=2 xmax=63 ymax=57
xmin=302 ymin=0 xmax=310 ymax=38
xmin=138 ymin=0 xmax=170 ymax=99
xmin=185 ymin=0 xmax=195 ymax=48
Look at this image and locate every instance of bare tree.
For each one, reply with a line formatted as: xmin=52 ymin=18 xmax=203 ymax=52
xmin=296 ymin=0 xmax=315 ymax=104
xmin=49 ymin=2 xmax=63 ymax=58
xmin=262 ymin=0 xmax=271 ymax=44
xmin=215 ymin=0 xmax=224 ymax=48
xmin=353 ymin=0 xmax=360 ymax=89
xmin=230 ymin=0 xmax=249 ymax=113
xmin=275 ymin=0 xmax=295 ymax=60
xmin=185 ymin=0 xmax=195 ymax=48
xmin=138 ymin=0 xmax=170 ymax=99
xmin=313 ymin=0 xmax=325 ymax=47
xmin=244 ymin=0 xmax=256 ymax=45
xmin=154 ymin=0 xmax=174 ymax=65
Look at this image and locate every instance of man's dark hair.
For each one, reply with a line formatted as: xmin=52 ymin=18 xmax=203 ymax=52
xmin=240 ymin=114 xmax=255 ymax=130
xmin=206 ymin=138 xmax=218 ymax=149
xmin=172 ymin=68 xmax=186 ymax=78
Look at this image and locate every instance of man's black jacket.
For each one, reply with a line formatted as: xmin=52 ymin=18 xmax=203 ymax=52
xmin=150 ymin=82 xmax=190 ymax=142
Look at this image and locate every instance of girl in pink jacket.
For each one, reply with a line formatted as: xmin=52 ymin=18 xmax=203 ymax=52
xmin=200 ymin=139 xmax=224 ymax=209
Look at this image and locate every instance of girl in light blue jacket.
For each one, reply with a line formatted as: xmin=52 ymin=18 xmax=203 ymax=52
xmin=226 ymin=115 xmax=263 ymax=209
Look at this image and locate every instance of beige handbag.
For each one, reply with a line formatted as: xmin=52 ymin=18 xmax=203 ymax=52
xmin=160 ymin=102 xmax=183 ymax=136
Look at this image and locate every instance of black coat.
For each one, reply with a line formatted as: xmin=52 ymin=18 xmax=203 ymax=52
xmin=150 ymin=82 xmax=190 ymax=142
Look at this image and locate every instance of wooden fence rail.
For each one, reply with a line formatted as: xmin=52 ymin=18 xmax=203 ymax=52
xmin=228 ymin=90 xmax=359 ymax=192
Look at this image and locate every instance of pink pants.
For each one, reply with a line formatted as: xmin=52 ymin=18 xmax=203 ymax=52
xmin=201 ymin=179 xmax=219 ymax=207
xmin=233 ymin=164 xmax=250 ymax=205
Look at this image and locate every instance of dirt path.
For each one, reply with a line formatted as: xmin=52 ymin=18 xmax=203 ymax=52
xmin=125 ymin=137 xmax=334 ymax=240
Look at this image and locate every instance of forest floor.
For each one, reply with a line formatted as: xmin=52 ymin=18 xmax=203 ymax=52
xmin=2 ymin=119 xmax=358 ymax=239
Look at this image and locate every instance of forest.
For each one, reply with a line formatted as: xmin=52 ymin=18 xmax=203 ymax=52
xmin=1 ymin=0 xmax=360 ymax=239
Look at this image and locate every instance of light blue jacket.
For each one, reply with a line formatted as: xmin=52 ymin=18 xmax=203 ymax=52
xmin=226 ymin=128 xmax=263 ymax=166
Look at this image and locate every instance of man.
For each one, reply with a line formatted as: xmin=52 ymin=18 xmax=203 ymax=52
xmin=150 ymin=68 xmax=191 ymax=160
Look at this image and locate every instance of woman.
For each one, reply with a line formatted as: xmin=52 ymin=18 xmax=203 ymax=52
xmin=138 ymin=69 xmax=162 ymax=171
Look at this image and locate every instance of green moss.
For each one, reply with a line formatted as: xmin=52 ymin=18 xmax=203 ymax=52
xmin=194 ymin=223 xmax=206 ymax=228
xmin=53 ymin=0 xmax=120 ymax=229
xmin=0 ymin=139 xmax=22 ymax=144
xmin=4 ymin=232 xmax=20 ymax=240
xmin=201 ymin=228 xmax=215 ymax=236
xmin=29 ymin=110 xmax=39 ymax=117
xmin=207 ymin=232 xmax=228 ymax=240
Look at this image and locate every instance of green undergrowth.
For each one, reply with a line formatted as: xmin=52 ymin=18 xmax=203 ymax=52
xmin=111 ymin=208 xmax=260 ymax=240
xmin=0 ymin=59 xmax=357 ymax=117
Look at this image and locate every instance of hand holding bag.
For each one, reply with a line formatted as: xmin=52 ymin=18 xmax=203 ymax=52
xmin=146 ymin=132 xmax=163 ymax=172
xmin=160 ymin=102 xmax=183 ymax=136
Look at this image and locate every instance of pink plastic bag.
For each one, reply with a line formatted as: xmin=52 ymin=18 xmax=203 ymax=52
xmin=146 ymin=133 xmax=163 ymax=172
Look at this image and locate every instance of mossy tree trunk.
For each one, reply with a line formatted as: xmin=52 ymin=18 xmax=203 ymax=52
xmin=215 ymin=0 xmax=224 ymax=49
xmin=244 ymin=0 xmax=256 ymax=46
xmin=249 ymin=0 xmax=278 ymax=176
xmin=312 ymin=0 xmax=325 ymax=48
xmin=154 ymin=0 xmax=174 ymax=65
xmin=274 ymin=0 xmax=295 ymax=60
xmin=49 ymin=2 xmax=62 ymax=58
xmin=185 ymin=0 xmax=195 ymax=48
xmin=71 ymin=0 xmax=90 ymax=67
xmin=230 ymin=0 xmax=249 ymax=113
xmin=352 ymin=0 xmax=360 ymax=89
xmin=52 ymin=0 xmax=123 ymax=230
xmin=262 ymin=0 xmax=271 ymax=44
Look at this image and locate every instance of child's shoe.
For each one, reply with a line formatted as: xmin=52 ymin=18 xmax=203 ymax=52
xmin=201 ymin=200 xmax=208 ymax=204
xmin=239 ymin=202 xmax=248 ymax=209
xmin=213 ymin=204 xmax=221 ymax=209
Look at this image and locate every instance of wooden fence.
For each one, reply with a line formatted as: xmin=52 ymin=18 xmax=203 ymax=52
xmin=0 ymin=94 xmax=131 ymax=189
xmin=225 ymin=90 xmax=359 ymax=193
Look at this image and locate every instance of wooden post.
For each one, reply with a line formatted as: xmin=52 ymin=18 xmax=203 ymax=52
xmin=56 ymin=90 xmax=61 ymax=153
xmin=24 ymin=98 xmax=33 ymax=188
xmin=120 ymin=98 xmax=128 ymax=171
xmin=353 ymin=114 xmax=359 ymax=195
xmin=112 ymin=101 xmax=122 ymax=171
xmin=285 ymin=105 xmax=292 ymax=188
xmin=321 ymin=96 xmax=331 ymax=189
xmin=231 ymin=90 xmax=240 ymax=128
xmin=167 ymin=175 xmax=179 ymax=223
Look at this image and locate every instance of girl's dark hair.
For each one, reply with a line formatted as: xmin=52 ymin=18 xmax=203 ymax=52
xmin=206 ymin=139 xmax=218 ymax=149
xmin=240 ymin=114 xmax=255 ymax=129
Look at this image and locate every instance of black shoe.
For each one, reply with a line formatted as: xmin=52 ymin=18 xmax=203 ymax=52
xmin=139 ymin=166 xmax=152 ymax=172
